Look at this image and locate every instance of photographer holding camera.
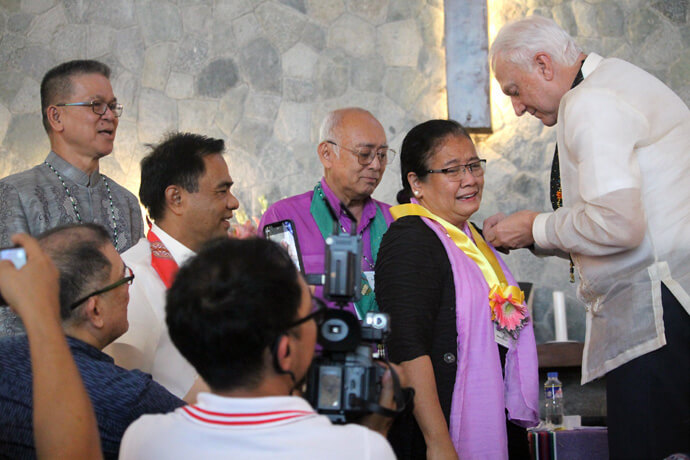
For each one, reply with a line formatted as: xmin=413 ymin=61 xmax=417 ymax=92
xmin=119 ymin=237 xmax=397 ymax=459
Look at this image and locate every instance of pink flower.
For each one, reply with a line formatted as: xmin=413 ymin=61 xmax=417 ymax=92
xmin=493 ymin=300 xmax=527 ymax=332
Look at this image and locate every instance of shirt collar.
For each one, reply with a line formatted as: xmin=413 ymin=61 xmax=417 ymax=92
xmin=581 ymin=52 xmax=603 ymax=79
xmin=319 ymin=177 xmax=378 ymax=232
xmin=66 ymin=335 xmax=113 ymax=362
xmin=46 ymin=151 xmax=101 ymax=187
xmin=150 ymin=222 xmax=195 ymax=266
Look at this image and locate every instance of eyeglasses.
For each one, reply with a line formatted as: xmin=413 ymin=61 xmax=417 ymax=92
xmin=427 ymin=159 xmax=486 ymax=181
xmin=285 ymin=297 xmax=329 ymax=329
xmin=69 ymin=266 xmax=134 ymax=310
xmin=55 ymin=100 xmax=124 ymax=118
xmin=326 ymin=140 xmax=396 ymax=165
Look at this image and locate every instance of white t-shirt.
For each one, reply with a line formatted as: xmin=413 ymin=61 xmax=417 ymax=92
xmin=104 ymin=224 xmax=197 ymax=398
xmin=119 ymin=393 xmax=396 ymax=460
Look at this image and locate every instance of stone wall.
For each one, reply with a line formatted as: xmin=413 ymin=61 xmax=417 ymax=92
xmin=0 ymin=0 xmax=688 ymax=343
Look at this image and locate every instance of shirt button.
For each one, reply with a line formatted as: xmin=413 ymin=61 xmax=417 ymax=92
xmin=443 ymin=352 xmax=456 ymax=364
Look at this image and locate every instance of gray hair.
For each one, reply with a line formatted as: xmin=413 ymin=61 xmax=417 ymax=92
xmin=489 ymin=15 xmax=582 ymax=72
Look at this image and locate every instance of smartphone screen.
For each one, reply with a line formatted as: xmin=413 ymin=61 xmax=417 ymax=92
xmin=0 ymin=247 xmax=26 ymax=269
xmin=263 ymin=220 xmax=304 ymax=274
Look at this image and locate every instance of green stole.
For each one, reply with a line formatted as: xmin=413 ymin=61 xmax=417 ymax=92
xmin=310 ymin=183 xmax=387 ymax=318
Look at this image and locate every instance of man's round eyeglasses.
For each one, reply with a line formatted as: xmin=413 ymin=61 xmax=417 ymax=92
xmin=55 ymin=100 xmax=124 ymax=118
xmin=326 ymin=140 xmax=396 ymax=165
xmin=427 ymin=159 xmax=486 ymax=181
xmin=69 ymin=266 xmax=134 ymax=310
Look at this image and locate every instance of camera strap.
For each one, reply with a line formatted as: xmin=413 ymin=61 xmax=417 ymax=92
xmin=364 ymin=359 xmax=415 ymax=418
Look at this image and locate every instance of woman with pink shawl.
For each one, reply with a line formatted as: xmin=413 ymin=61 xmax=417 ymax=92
xmin=376 ymin=120 xmax=539 ymax=459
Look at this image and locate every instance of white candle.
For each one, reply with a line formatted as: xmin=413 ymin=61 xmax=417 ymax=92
xmin=553 ymin=291 xmax=568 ymax=342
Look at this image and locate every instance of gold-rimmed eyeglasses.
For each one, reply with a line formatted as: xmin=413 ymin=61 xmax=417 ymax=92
xmin=326 ymin=140 xmax=396 ymax=165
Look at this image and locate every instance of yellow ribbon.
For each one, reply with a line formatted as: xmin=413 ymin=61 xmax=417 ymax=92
xmin=390 ymin=203 xmax=524 ymax=303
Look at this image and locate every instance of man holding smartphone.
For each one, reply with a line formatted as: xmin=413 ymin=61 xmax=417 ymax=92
xmin=105 ymin=132 xmax=240 ymax=401
xmin=259 ymin=108 xmax=394 ymax=319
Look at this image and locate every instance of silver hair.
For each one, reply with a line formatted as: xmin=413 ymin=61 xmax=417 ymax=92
xmin=489 ymin=15 xmax=582 ymax=71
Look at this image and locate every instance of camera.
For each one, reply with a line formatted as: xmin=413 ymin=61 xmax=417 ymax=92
xmin=304 ymin=308 xmax=391 ymax=423
xmin=302 ymin=224 xmax=394 ymax=423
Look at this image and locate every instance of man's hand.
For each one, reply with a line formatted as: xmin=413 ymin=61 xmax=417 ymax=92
xmin=359 ymin=362 xmax=406 ymax=437
xmin=0 ymin=234 xmax=60 ymax=324
xmin=483 ymin=210 xmax=539 ymax=249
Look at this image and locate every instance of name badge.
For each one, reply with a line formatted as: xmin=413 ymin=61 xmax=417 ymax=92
xmin=363 ymin=271 xmax=375 ymax=292
xmin=494 ymin=324 xmax=511 ymax=348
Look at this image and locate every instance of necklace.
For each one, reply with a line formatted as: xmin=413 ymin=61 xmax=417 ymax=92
xmin=45 ymin=160 xmax=119 ymax=249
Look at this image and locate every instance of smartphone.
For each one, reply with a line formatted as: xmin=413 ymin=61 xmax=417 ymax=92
xmin=263 ymin=220 xmax=304 ymax=274
xmin=0 ymin=246 xmax=26 ymax=269
xmin=0 ymin=246 xmax=27 ymax=306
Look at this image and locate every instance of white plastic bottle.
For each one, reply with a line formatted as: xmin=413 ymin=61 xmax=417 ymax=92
xmin=544 ymin=371 xmax=564 ymax=427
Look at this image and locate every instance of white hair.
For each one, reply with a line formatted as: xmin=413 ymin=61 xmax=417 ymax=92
xmin=489 ymin=15 xmax=582 ymax=71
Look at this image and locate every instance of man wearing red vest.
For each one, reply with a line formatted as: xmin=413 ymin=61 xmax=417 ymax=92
xmin=105 ymin=132 xmax=239 ymax=401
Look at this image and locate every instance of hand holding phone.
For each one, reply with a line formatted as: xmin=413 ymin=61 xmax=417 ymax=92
xmin=0 ymin=234 xmax=60 ymax=321
xmin=263 ymin=220 xmax=304 ymax=274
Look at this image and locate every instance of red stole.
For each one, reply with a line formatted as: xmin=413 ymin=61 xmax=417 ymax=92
xmin=147 ymin=230 xmax=179 ymax=289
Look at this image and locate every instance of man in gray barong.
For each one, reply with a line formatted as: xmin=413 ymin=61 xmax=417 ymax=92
xmin=0 ymin=59 xmax=143 ymax=336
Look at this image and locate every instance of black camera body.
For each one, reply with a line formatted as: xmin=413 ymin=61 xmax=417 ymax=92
xmin=304 ymin=308 xmax=391 ymax=423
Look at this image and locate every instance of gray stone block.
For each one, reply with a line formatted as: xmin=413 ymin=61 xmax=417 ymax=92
xmin=9 ymin=44 xmax=55 ymax=81
xmin=53 ymin=24 xmax=87 ymax=62
xmin=10 ymin=76 xmax=39 ymax=114
xmin=274 ymin=101 xmax=311 ymax=144
xmin=181 ymin=4 xmax=211 ymax=37
xmin=137 ymin=88 xmax=177 ymax=144
xmin=0 ymin=103 xmax=11 ymax=146
xmin=215 ymin=84 xmax=248 ymax=137
xmin=328 ymin=13 xmax=376 ymax=57
xmin=595 ymin=2 xmax=624 ymax=37
xmin=418 ymin=4 xmax=443 ymax=47
xmin=0 ymin=70 xmax=25 ymax=106
xmin=86 ymin=24 xmax=114 ymax=58
xmin=0 ymin=33 xmax=25 ymax=69
xmin=231 ymin=13 xmax=261 ymax=48
xmin=552 ymin=3 xmax=578 ymax=37
xmin=178 ymin=99 xmax=218 ymax=134
xmin=383 ymin=66 xmax=423 ymax=111
xmin=7 ymin=12 xmax=33 ymax=33
xmin=239 ymin=38 xmax=281 ymax=94
xmin=305 ymin=0 xmax=345 ymax=24
xmin=174 ymin=35 xmax=210 ymax=74
xmin=626 ymin=7 xmax=661 ymax=46
xmin=346 ymin=0 xmax=388 ymax=24
xmin=136 ymin=0 xmax=182 ymax=46
xmin=214 ymin=0 xmax=254 ymax=22
xmin=0 ymin=0 xmax=20 ymax=12
xmin=230 ymin=117 xmax=272 ymax=155
xmin=351 ymin=56 xmax=385 ymax=92
xmin=196 ymin=58 xmax=240 ymax=98
xmin=572 ymin=0 xmax=597 ymax=36
xmin=113 ymin=26 xmax=145 ymax=73
xmin=652 ymin=0 xmax=687 ymax=24
xmin=283 ymin=78 xmax=316 ymax=103
xmin=166 ymin=72 xmax=194 ymax=99
xmin=141 ymin=42 xmax=175 ymax=90
xmin=386 ymin=0 xmax=424 ymax=21
xmin=669 ymin=51 xmax=690 ymax=90
xmin=377 ymin=19 xmax=423 ymax=67
xmin=283 ymin=42 xmax=319 ymax=80
xmin=20 ymin=0 xmax=53 ymax=14
xmin=279 ymin=0 xmax=306 ymax=14
xmin=85 ymin=0 xmax=136 ymax=27
xmin=299 ymin=20 xmax=327 ymax=51
xmin=62 ymin=0 xmax=88 ymax=23
xmin=256 ymin=2 xmax=306 ymax=53
xmin=210 ymin=16 xmax=236 ymax=56
xmin=244 ymin=91 xmax=282 ymax=122
xmin=26 ymin=2 xmax=66 ymax=45
xmin=2 ymin=113 xmax=49 ymax=159
xmin=314 ymin=48 xmax=349 ymax=99
xmin=639 ymin=23 xmax=683 ymax=69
